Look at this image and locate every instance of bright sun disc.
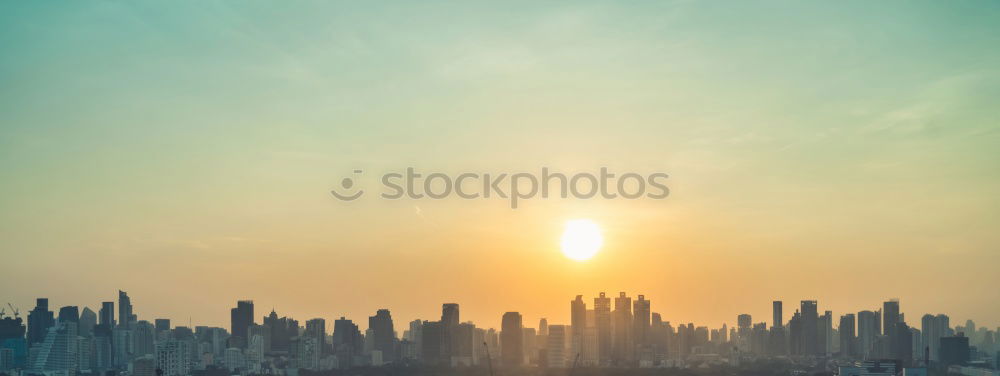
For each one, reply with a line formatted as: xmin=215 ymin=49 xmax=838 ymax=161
xmin=561 ymin=219 xmax=603 ymax=261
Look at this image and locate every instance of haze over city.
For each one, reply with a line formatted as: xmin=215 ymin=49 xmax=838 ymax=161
xmin=1 ymin=3 xmax=999 ymax=375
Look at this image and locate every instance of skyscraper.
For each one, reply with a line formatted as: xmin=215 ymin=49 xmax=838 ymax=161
xmin=773 ymin=301 xmax=783 ymax=328
xmin=500 ymin=312 xmax=523 ymax=366
xmin=230 ymin=300 xmax=253 ymax=348
xmin=883 ymin=300 xmax=900 ymax=338
xmin=594 ymin=292 xmax=611 ymax=364
xmin=546 ymin=325 xmax=567 ymax=368
xmin=304 ymin=318 xmax=326 ymax=356
xmin=57 ymin=306 xmax=78 ymax=324
xmin=633 ymin=295 xmax=650 ymax=347
xmin=99 ymin=302 xmax=115 ymax=328
xmin=369 ymin=309 xmax=396 ymax=362
xmin=570 ymin=295 xmax=586 ymax=360
xmin=27 ymin=298 xmax=54 ymax=346
xmin=858 ymin=310 xmax=879 ymax=358
xmin=332 ymin=317 xmax=363 ymax=368
xmin=118 ymin=291 xmax=133 ymax=329
xmin=612 ymin=292 xmax=633 ymax=364
xmin=441 ymin=303 xmax=459 ymax=361
xmin=840 ymin=314 xmax=856 ymax=358
xmin=800 ymin=300 xmax=819 ymax=356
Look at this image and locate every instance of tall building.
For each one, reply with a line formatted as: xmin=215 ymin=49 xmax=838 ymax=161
xmin=800 ymin=301 xmax=819 ymax=356
xmin=369 ymin=309 xmax=396 ymax=362
xmin=633 ymin=295 xmax=650 ymax=347
xmin=594 ymin=292 xmax=611 ymax=364
xmin=118 ymin=291 xmax=134 ymax=329
xmin=442 ymin=303 xmax=459 ymax=361
xmin=332 ymin=317 xmax=363 ymax=368
xmin=821 ymin=310 xmax=833 ymax=355
xmin=939 ymin=335 xmax=969 ymax=367
xmin=420 ymin=321 xmax=443 ymax=365
xmin=78 ymin=307 xmax=97 ymax=338
xmin=154 ymin=319 xmax=170 ymax=333
xmin=570 ymin=295 xmax=587 ymax=359
xmin=612 ymin=292 xmax=632 ymax=364
xmin=500 ymin=312 xmax=523 ymax=366
xmin=840 ymin=314 xmax=856 ymax=358
xmin=99 ymin=302 xmax=115 ymax=328
xmin=547 ymin=325 xmax=567 ymax=368
xmin=28 ymin=321 xmax=78 ymax=373
xmin=57 ymin=306 xmax=78 ymax=324
xmin=230 ymin=300 xmax=253 ymax=348
xmin=858 ymin=310 xmax=879 ymax=359
xmin=155 ymin=340 xmax=190 ymax=376
xmin=27 ymin=298 xmax=55 ymax=346
xmin=304 ymin=318 xmax=326 ymax=356
xmin=883 ymin=300 xmax=900 ymax=338
xmin=738 ymin=314 xmax=752 ymax=351
xmin=921 ymin=314 xmax=950 ymax=362
xmin=773 ymin=301 xmax=783 ymax=328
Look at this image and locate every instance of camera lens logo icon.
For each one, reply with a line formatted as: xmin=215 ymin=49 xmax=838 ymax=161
xmin=331 ymin=169 xmax=364 ymax=201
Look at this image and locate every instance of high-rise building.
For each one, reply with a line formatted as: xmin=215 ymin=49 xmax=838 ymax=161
xmin=57 ymin=306 xmax=78 ymax=324
xmin=305 ymin=318 xmax=326 ymax=356
xmin=800 ymin=301 xmax=819 ymax=355
xmin=500 ymin=312 xmax=523 ymax=366
xmin=840 ymin=314 xmax=856 ymax=358
xmin=118 ymin=291 xmax=134 ymax=329
xmin=570 ymin=295 xmax=586 ymax=360
xmin=547 ymin=325 xmax=567 ymax=368
xmin=612 ymin=292 xmax=632 ymax=364
xmin=154 ymin=319 xmax=170 ymax=333
xmin=78 ymin=307 xmax=96 ymax=338
xmin=369 ymin=309 xmax=396 ymax=362
xmin=883 ymin=300 xmax=900 ymax=338
xmin=155 ymin=340 xmax=190 ymax=376
xmin=27 ymin=298 xmax=55 ymax=346
xmin=420 ymin=321 xmax=443 ymax=365
xmin=442 ymin=303 xmax=459 ymax=361
xmin=229 ymin=300 xmax=253 ymax=348
xmin=633 ymin=295 xmax=650 ymax=347
xmin=773 ymin=301 xmax=783 ymax=328
xmin=939 ymin=335 xmax=969 ymax=367
xmin=594 ymin=292 xmax=611 ymax=364
xmin=858 ymin=310 xmax=879 ymax=359
xmin=28 ymin=320 xmax=78 ymax=374
xmin=99 ymin=302 xmax=115 ymax=328
xmin=332 ymin=317 xmax=363 ymax=368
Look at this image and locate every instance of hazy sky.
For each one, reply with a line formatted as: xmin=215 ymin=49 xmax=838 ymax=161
xmin=1 ymin=1 xmax=999 ymax=331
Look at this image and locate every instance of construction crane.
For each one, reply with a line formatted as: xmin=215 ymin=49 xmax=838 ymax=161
xmin=570 ymin=352 xmax=581 ymax=376
xmin=483 ymin=341 xmax=494 ymax=376
xmin=6 ymin=303 xmax=19 ymax=318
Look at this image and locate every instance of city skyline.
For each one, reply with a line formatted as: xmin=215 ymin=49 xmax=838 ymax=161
xmin=6 ymin=292 xmax=997 ymax=336
xmin=4 ymin=290 xmax=993 ymax=374
xmin=2 ymin=1 xmax=1000 ymax=374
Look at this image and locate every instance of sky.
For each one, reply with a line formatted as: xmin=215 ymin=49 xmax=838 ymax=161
xmin=1 ymin=1 xmax=999 ymax=331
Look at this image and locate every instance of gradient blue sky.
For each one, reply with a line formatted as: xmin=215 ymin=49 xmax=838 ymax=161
xmin=1 ymin=1 xmax=999 ymax=329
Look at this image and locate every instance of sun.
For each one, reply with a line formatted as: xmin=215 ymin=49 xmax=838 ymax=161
xmin=561 ymin=219 xmax=603 ymax=261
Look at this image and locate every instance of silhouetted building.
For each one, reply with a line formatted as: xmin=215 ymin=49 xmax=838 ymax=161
xmin=332 ymin=317 xmax=363 ymax=368
xmin=840 ymin=313 xmax=856 ymax=358
xmin=501 ymin=312 xmax=523 ymax=366
xmin=612 ymin=292 xmax=632 ymax=364
xmin=229 ymin=300 xmax=253 ymax=348
xmin=27 ymin=298 xmax=54 ymax=346
xmin=118 ymin=291 xmax=134 ymax=329
xmin=594 ymin=292 xmax=611 ymax=364
xmin=801 ymin=300 xmax=819 ymax=355
xmin=939 ymin=335 xmax=969 ymax=367
xmin=773 ymin=301 xmax=783 ymax=328
xmin=369 ymin=309 xmax=396 ymax=362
